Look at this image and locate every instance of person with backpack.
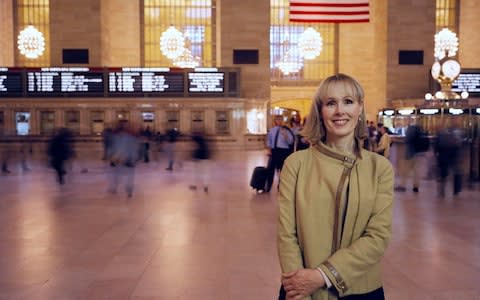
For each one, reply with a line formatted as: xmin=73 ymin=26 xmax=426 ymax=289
xmin=265 ymin=115 xmax=294 ymax=192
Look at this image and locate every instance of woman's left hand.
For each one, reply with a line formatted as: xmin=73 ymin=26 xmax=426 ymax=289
xmin=282 ymin=268 xmax=325 ymax=299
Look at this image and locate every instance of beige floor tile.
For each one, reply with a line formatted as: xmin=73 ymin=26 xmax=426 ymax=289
xmin=0 ymin=149 xmax=479 ymax=299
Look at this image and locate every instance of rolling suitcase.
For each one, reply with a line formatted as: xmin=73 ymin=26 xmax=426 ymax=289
xmin=250 ymin=166 xmax=268 ymax=192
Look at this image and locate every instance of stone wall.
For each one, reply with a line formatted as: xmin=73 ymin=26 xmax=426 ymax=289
xmin=217 ymin=0 xmax=271 ymax=100
xmin=459 ymin=0 xmax=480 ymax=68
xmin=386 ymin=0 xmax=435 ymax=101
xmin=100 ymin=0 xmax=140 ymax=66
xmin=50 ymin=0 xmax=102 ymax=66
xmin=0 ymin=0 xmax=14 ymax=66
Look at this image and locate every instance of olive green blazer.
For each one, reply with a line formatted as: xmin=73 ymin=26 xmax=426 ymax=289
xmin=277 ymin=142 xmax=394 ymax=300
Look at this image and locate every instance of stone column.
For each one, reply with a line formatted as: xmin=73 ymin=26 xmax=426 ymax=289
xmin=459 ymin=0 xmax=480 ymax=68
xmin=0 ymin=0 xmax=14 ymax=66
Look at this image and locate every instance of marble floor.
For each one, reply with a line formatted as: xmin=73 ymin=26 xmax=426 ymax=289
xmin=0 ymin=149 xmax=479 ymax=300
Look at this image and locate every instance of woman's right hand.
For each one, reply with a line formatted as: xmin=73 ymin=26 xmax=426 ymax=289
xmin=282 ymin=268 xmax=325 ymax=299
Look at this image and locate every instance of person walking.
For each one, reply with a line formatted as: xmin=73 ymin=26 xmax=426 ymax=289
xmin=109 ymin=123 xmax=139 ymax=198
xmin=189 ymin=132 xmax=210 ymax=192
xmin=165 ymin=128 xmax=180 ymax=171
xmin=47 ymin=128 xmax=74 ymax=185
xmin=395 ymin=122 xmax=426 ymax=192
xmin=435 ymin=125 xmax=463 ymax=197
xmin=375 ymin=124 xmax=391 ymax=159
xmin=277 ymin=74 xmax=394 ymax=300
xmin=265 ymin=115 xmax=295 ymax=192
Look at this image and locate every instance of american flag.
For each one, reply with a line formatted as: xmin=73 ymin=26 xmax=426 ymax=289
xmin=289 ymin=0 xmax=370 ymax=23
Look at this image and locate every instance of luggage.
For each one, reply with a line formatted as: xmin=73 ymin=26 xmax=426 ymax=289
xmin=250 ymin=166 xmax=268 ymax=192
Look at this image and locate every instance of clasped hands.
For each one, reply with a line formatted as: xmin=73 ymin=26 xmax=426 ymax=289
xmin=282 ymin=268 xmax=326 ymax=300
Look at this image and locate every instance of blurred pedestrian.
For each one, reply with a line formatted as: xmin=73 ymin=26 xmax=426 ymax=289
xmin=289 ymin=114 xmax=309 ymax=151
xmin=140 ymin=126 xmax=153 ymax=163
xmin=265 ymin=115 xmax=295 ymax=192
xmin=102 ymin=126 xmax=114 ymax=161
xmin=435 ymin=125 xmax=463 ymax=197
xmin=109 ymin=123 xmax=139 ymax=198
xmin=367 ymin=121 xmax=377 ymax=151
xmin=1 ymin=135 xmax=12 ymax=174
xmin=376 ymin=125 xmax=391 ymax=159
xmin=165 ymin=128 xmax=180 ymax=171
xmin=189 ymin=132 xmax=210 ymax=192
xmin=19 ymin=141 xmax=32 ymax=172
xmin=396 ymin=121 xmax=427 ymax=192
xmin=47 ymin=128 xmax=74 ymax=184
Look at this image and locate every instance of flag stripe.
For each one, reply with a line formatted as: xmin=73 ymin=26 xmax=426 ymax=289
xmin=290 ymin=6 xmax=369 ymax=12
xmin=291 ymin=14 xmax=369 ymax=20
xmin=290 ymin=10 xmax=368 ymax=15
xmin=290 ymin=3 xmax=368 ymax=7
xmin=290 ymin=0 xmax=368 ymax=4
xmin=290 ymin=18 xmax=369 ymax=23
xmin=289 ymin=0 xmax=370 ymax=23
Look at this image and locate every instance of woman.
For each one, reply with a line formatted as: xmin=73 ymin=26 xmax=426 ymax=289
xmin=277 ymin=74 xmax=394 ymax=300
xmin=376 ymin=125 xmax=392 ymax=159
xmin=289 ymin=114 xmax=309 ymax=151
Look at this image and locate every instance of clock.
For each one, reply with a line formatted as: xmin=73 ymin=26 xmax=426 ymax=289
xmin=431 ymin=61 xmax=441 ymax=79
xmin=441 ymin=59 xmax=461 ymax=79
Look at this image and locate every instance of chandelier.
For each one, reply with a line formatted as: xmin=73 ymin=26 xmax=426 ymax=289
xmin=173 ymin=48 xmax=199 ymax=68
xmin=276 ymin=49 xmax=304 ymax=75
xmin=434 ymin=28 xmax=458 ymax=60
xmin=298 ymin=27 xmax=323 ymax=60
xmin=17 ymin=25 xmax=45 ymax=59
xmin=160 ymin=26 xmax=185 ymax=60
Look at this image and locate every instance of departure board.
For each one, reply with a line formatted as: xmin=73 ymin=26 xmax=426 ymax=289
xmin=0 ymin=67 xmax=239 ymax=98
xmin=188 ymin=71 xmax=224 ymax=94
xmin=108 ymin=68 xmax=184 ymax=96
xmin=26 ymin=68 xmax=104 ymax=96
xmin=452 ymin=71 xmax=480 ymax=96
xmin=0 ymin=68 xmax=23 ymax=97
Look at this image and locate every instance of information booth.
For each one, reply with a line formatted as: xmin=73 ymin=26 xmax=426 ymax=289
xmin=471 ymin=107 xmax=480 ymax=180
xmin=0 ymin=111 xmax=4 ymax=135
xmin=443 ymin=107 xmax=470 ymax=136
xmin=417 ymin=108 xmax=442 ymax=136
xmin=378 ymin=109 xmax=396 ymax=133
xmin=394 ymin=108 xmax=416 ymax=136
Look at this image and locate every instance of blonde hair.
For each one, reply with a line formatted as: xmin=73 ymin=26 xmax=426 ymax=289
xmin=301 ymin=73 xmax=367 ymax=146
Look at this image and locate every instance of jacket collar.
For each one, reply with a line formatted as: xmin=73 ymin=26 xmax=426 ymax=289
xmin=314 ymin=140 xmax=360 ymax=168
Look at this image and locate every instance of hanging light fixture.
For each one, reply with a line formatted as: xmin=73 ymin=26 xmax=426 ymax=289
xmin=276 ymin=49 xmax=304 ymax=75
xmin=434 ymin=28 xmax=458 ymax=60
xmin=17 ymin=25 xmax=45 ymax=59
xmin=173 ymin=48 xmax=200 ymax=68
xmin=160 ymin=26 xmax=186 ymax=60
xmin=298 ymin=27 xmax=323 ymax=60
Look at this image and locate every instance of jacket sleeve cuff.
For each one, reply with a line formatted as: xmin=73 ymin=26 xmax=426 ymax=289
xmin=319 ymin=261 xmax=348 ymax=294
xmin=316 ymin=267 xmax=332 ymax=288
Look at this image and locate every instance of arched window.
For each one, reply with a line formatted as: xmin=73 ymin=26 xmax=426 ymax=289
xmin=14 ymin=0 xmax=50 ymax=67
xmin=270 ymin=0 xmax=336 ymax=82
xmin=142 ymin=0 xmax=215 ymax=67
xmin=436 ymin=0 xmax=458 ymax=33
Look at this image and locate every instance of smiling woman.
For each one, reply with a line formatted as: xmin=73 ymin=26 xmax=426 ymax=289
xmin=301 ymin=73 xmax=367 ymax=151
xmin=277 ymin=73 xmax=394 ymax=300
